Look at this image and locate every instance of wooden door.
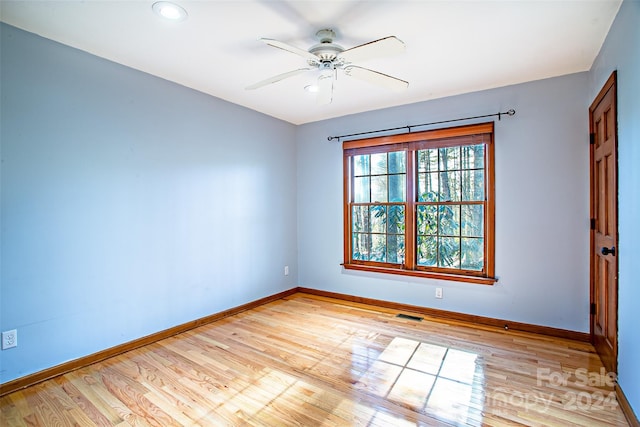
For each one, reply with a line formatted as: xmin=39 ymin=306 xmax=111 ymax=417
xmin=589 ymin=71 xmax=618 ymax=374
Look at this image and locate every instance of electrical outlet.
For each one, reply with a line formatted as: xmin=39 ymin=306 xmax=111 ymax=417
xmin=284 ymin=265 xmax=289 ymax=276
xmin=435 ymin=288 xmax=443 ymax=299
xmin=2 ymin=329 xmax=17 ymax=350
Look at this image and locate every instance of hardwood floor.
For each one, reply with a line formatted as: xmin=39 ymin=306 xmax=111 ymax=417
xmin=0 ymin=293 xmax=628 ymax=426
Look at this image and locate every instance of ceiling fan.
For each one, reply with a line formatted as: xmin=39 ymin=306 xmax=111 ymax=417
xmin=246 ymin=29 xmax=408 ymax=104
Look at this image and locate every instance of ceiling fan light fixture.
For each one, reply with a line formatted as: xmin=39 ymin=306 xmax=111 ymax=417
xmin=152 ymin=1 xmax=188 ymax=21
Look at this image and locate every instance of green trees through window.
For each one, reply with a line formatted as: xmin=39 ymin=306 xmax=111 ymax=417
xmin=343 ymin=123 xmax=496 ymax=284
xmin=416 ymin=145 xmax=485 ymax=271
xmin=352 ymin=151 xmax=406 ymax=263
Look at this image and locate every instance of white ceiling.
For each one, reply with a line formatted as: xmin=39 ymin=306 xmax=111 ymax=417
xmin=1 ymin=0 xmax=621 ymax=125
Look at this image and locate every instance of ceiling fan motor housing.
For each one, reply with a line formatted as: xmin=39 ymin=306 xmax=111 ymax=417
xmin=309 ymin=44 xmax=344 ymax=63
xmin=306 ymin=29 xmax=343 ymax=64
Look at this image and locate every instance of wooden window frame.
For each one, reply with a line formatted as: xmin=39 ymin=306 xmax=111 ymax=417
xmin=343 ymin=122 xmax=497 ymax=285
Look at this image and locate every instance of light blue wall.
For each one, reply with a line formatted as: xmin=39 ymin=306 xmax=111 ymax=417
xmin=297 ymin=72 xmax=590 ymax=332
xmin=0 ymin=24 xmax=297 ymax=383
xmin=589 ymin=0 xmax=640 ymax=418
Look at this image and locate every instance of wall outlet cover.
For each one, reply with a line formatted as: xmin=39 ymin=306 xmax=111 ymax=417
xmin=2 ymin=329 xmax=18 ymax=350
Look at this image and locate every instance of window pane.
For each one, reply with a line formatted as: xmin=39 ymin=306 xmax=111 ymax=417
xmin=388 ymin=151 xmax=406 ymax=174
xmin=462 ymin=170 xmax=484 ymax=202
xmin=387 ymin=234 xmax=405 ymax=264
xmin=418 ymin=149 xmax=438 ymax=173
xmin=461 ymin=238 xmax=484 ymax=270
xmin=354 ymin=154 xmax=370 ymax=176
xmin=418 ymin=172 xmax=439 ymax=202
xmin=352 ymin=205 xmax=369 ymax=232
xmin=371 ymin=234 xmax=386 ymax=262
xmin=352 ymin=233 xmax=370 ymax=261
xmin=388 ymin=205 xmax=406 ymax=234
xmin=389 ymin=174 xmax=406 ymax=202
xmin=440 ymin=147 xmax=460 ymax=171
xmin=354 ymin=176 xmax=370 ymax=203
xmin=371 ymin=153 xmax=387 ymax=175
xmin=371 ymin=176 xmax=388 ymax=202
xmin=439 ymin=171 xmax=461 ymax=202
xmin=438 ymin=237 xmax=460 ymax=268
xmin=461 ymin=144 xmax=484 ymax=170
xmin=461 ymin=205 xmax=483 ymax=237
xmin=417 ymin=235 xmax=437 ymax=266
xmin=417 ymin=205 xmax=438 ymax=235
xmin=438 ymin=205 xmax=460 ymax=236
xmin=370 ymin=205 xmax=386 ymax=233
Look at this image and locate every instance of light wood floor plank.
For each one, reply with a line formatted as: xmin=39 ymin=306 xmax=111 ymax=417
xmin=0 ymin=293 xmax=628 ymax=426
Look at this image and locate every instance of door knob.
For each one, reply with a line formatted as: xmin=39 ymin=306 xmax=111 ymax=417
xmin=601 ymin=246 xmax=616 ymax=256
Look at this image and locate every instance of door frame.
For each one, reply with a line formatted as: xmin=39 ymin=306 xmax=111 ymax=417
xmin=589 ymin=70 xmax=618 ymax=373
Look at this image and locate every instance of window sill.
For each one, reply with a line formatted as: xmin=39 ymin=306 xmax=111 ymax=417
xmin=342 ymin=263 xmax=498 ymax=285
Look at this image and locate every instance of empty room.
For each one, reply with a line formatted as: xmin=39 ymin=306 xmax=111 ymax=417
xmin=1 ymin=1 xmax=639 ymax=426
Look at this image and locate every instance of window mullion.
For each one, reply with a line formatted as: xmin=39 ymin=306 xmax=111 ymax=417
xmin=405 ymin=147 xmax=416 ymax=269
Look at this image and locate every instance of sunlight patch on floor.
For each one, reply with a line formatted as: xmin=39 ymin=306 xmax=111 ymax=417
xmin=354 ymin=336 xmax=483 ymax=425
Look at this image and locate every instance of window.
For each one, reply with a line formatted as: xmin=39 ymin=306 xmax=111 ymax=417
xmin=343 ymin=122 xmax=496 ymax=284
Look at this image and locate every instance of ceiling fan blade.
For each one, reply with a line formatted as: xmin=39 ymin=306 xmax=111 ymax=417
xmin=344 ymin=66 xmax=409 ymax=91
xmin=260 ymin=38 xmax=319 ymax=64
xmin=245 ymin=68 xmax=312 ymax=90
xmin=316 ymin=69 xmax=334 ymax=105
xmin=338 ymin=36 xmax=405 ymax=64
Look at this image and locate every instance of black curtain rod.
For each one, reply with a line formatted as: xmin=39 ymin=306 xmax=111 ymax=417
xmin=327 ymin=109 xmax=516 ymax=141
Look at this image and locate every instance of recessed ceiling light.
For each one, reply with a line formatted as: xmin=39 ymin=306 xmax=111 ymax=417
xmin=152 ymin=1 xmax=188 ymax=21
xmin=304 ymin=85 xmax=319 ymax=93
